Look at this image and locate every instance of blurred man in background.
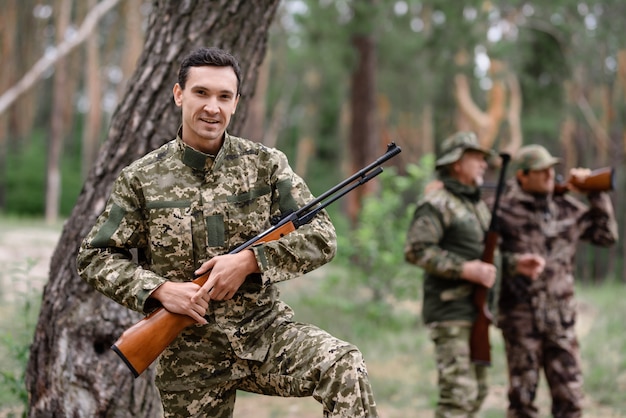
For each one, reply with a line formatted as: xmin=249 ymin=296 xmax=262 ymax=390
xmin=496 ymin=144 xmax=618 ymax=418
xmin=405 ymin=132 xmax=544 ymax=417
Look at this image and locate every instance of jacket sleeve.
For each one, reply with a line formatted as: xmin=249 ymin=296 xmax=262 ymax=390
xmin=250 ymin=150 xmax=337 ymax=285
xmin=76 ymin=170 xmax=167 ymax=313
xmin=403 ymin=201 xmax=466 ymax=279
xmin=578 ymin=192 xmax=618 ymax=246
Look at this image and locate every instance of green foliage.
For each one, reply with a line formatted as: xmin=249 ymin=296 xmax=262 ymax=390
xmin=4 ymin=130 xmax=82 ymax=217
xmin=4 ymin=136 xmax=47 ymax=216
xmin=328 ymin=156 xmax=435 ymax=315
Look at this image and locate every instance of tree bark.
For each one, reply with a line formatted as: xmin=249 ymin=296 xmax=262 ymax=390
xmin=346 ymin=0 xmax=380 ymax=226
xmin=25 ymin=1 xmax=280 ymax=416
xmin=81 ymin=0 xmax=104 ymax=178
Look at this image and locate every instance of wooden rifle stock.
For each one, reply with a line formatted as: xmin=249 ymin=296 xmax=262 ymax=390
xmin=469 ymin=231 xmax=498 ymax=366
xmin=111 ymin=223 xmax=295 ymax=377
xmin=111 ymin=143 xmax=402 ymax=377
xmin=554 ymin=166 xmax=615 ymax=195
xmin=469 ymin=153 xmax=510 ymax=366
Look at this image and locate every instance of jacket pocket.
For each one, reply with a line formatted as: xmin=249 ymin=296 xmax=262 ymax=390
xmin=146 ymin=200 xmax=194 ymax=278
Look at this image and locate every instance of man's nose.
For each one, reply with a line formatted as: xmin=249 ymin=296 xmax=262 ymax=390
xmin=203 ymin=98 xmax=219 ymax=113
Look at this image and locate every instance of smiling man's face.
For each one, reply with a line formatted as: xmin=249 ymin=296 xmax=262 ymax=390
xmin=173 ymin=65 xmax=240 ymax=155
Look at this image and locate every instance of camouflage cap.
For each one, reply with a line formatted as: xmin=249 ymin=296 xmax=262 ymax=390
xmin=515 ymin=144 xmax=560 ymax=171
xmin=435 ymin=131 xmax=491 ymax=168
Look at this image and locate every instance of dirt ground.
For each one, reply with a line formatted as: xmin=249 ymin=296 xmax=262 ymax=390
xmin=1 ymin=222 xmax=623 ymax=417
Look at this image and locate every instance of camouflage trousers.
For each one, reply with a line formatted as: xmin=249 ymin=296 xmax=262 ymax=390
xmin=158 ymin=321 xmax=378 ymax=418
xmin=428 ymin=323 xmax=488 ymax=418
xmin=499 ymin=300 xmax=583 ymax=418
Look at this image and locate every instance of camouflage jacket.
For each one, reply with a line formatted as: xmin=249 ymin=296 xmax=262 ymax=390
xmin=404 ymin=176 xmax=491 ymax=325
xmin=77 ymin=133 xmax=337 ymax=379
xmin=496 ymin=179 xmax=617 ymax=317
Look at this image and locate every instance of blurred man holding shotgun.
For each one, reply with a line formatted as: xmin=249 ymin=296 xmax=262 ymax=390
xmin=77 ymin=47 xmax=379 ymax=417
xmin=496 ymin=144 xmax=618 ymax=418
xmin=404 ymin=132 xmax=543 ymax=417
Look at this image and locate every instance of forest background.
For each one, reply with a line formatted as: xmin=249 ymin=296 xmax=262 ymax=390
xmin=2 ymin=0 xmax=626 ymax=279
xmin=0 ymin=0 xmax=625 ymax=416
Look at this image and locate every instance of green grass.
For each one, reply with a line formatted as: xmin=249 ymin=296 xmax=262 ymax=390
xmin=278 ymin=273 xmax=626 ymax=417
xmin=577 ymin=281 xmax=626 ymax=412
xmin=1 ymin=217 xmax=625 ymax=417
xmin=0 ymin=268 xmax=41 ymax=411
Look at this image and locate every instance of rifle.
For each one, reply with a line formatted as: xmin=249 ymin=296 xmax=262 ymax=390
xmin=554 ymin=166 xmax=615 ymax=195
xmin=469 ymin=153 xmax=510 ymax=366
xmin=111 ymin=143 xmax=402 ymax=377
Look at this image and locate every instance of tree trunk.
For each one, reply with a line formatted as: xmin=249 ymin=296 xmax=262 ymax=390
xmin=25 ymin=1 xmax=280 ymax=416
xmin=0 ymin=0 xmax=17 ymax=210
xmin=347 ymin=1 xmax=379 ymax=225
xmin=45 ymin=0 xmax=73 ymax=225
xmin=81 ymin=0 xmax=104 ymax=178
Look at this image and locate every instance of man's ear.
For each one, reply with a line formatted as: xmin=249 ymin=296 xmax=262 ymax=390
xmin=173 ymin=83 xmax=183 ymax=107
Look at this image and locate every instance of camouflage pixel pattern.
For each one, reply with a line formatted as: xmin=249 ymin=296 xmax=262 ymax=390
xmin=77 ymin=133 xmax=378 ymax=416
xmin=429 ymin=324 xmax=488 ymax=417
xmin=496 ymin=179 xmax=618 ymax=418
xmin=159 ymin=322 xmax=377 ymax=417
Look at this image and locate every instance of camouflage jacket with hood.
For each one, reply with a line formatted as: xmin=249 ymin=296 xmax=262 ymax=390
xmin=496 ymin=178 xmax=617 ymax=321
xmin=77 ymin=132 xmax=336 ymax=388
xmin=404 ymin=175 xmax=492 ymax=325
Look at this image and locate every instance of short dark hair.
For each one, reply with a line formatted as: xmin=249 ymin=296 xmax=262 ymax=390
xmin=177 ymin=47 xmax=242 ymax=94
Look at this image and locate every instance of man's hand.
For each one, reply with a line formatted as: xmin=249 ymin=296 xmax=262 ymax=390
xmin=150 ymin=281 xmax=209 ymax=324
xmin=515 ymin=253 xmax=545 ymax=280
xmin=461 ymin=259 xmax=497 ymax=288
xmin=568 ymin=168 xmax=592 ymax=194
xmin=192 ymin=249 xmax=260 ymax=302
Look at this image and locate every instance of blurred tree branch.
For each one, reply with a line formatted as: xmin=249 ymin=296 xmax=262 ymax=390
xmin=0 ymin=0 xmax=121 ymax=115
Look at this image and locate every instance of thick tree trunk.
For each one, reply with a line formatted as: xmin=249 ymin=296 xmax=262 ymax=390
xmin=25 ymin=1 xmax=280 ymax=416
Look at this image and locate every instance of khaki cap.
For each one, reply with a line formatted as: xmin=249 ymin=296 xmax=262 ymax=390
xmin=435 ymin=131 xmax=492 ymax=168
xmin=515 ymin=145 xmax=561 ymax=171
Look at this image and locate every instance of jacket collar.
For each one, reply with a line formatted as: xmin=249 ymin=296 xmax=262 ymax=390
xmin=441 ymin=175 xmax=482 ymax=202
xmin=176 ymin=127 xmax=230 ymax=172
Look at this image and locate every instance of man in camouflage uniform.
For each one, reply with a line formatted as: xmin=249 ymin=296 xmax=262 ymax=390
xmin=77 ymin=47 xmax=378 ymax=418
xmin=497 ymin=144 xmax=618 ymax=418
xmin=404 ymin=132 xmax=544 ymax=417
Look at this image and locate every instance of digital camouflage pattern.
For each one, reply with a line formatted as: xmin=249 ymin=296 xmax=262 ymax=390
xmin=77 ymin=132 xmax=378 ymax=417
xmin=429 ymin=325 xmax=488 ymax=418
xmin=496 ymin=179 xmax=618 ymax=418
xmin=159 ymin=323 xmax=376 ymax=417
xmin=404 ymin=175 xmax=492 ymax=416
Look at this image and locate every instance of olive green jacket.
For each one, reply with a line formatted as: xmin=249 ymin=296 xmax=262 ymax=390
xmin=404 ymin=177 xmax=492 ymax=324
